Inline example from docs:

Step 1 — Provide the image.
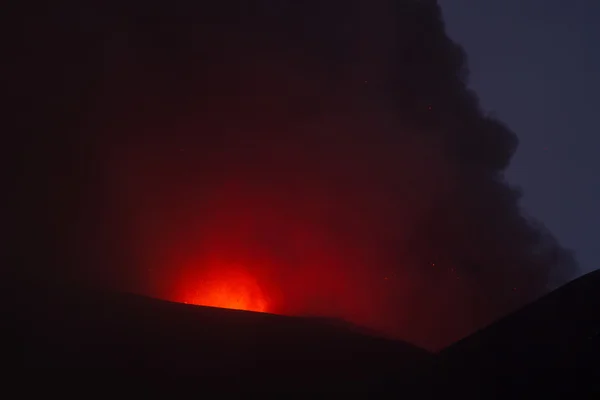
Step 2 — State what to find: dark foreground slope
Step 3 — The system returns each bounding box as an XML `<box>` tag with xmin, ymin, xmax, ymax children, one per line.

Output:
<box><xmin>438</xmin><ymin>269</ymin><xmax>600</xmax><ymax>391</ymax></box>
<box><xmin>12</xmin><ymin>270</ymin><xmax>599</xmax><ymax>393</ymax></box>
<box><xmin>14</xmin><ymin>279</ymin><xmax>431</xmax><ymax>389</ymax></box>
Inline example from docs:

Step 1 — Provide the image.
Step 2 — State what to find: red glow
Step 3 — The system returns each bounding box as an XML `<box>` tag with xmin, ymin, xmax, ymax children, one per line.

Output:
<box><xmin>105</xmin><ymin>128</ymin><xmax>462</xmax><ymax>351</ymax></box>
<box><xmin>177</xmin><ymin>263</ymin><xmax>270</xmax><ymax>313</ymax></box>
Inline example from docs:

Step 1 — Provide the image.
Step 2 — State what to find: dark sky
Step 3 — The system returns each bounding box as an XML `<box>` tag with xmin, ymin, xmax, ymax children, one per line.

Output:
<box><xmin>439</xmin><ymin>0</ymin><xmax>599</xmax><ymax>275</ymax></box>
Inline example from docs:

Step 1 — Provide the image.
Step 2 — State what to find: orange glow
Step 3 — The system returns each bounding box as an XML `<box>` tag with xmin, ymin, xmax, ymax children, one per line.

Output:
<box><xmin>179</xmin><ymin>263</ymin><xmax>270</xmax><ymax>313</ymax></box>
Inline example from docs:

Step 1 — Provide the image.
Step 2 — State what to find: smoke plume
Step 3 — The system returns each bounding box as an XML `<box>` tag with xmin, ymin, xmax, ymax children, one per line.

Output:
<box><xmin>14</xmin><ymin>0</ymin><xmax>578</xmax><ymax>350</ymax></box>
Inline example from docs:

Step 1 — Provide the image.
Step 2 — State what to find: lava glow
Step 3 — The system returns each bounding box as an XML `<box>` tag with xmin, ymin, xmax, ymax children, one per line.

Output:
<box><xmin>179</xmin><ymin>264</ymin><xmax>270</xmax><ymax>313</ymax></box>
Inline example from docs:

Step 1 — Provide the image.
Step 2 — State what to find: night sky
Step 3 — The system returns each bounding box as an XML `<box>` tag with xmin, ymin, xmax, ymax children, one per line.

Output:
<box><xmin>11</xmin><ymin>0</ymin><xmax>593</xmax><ymax>350</ymax></box>
<box><xmin>439</xmin><ymin>0</ymin><xmax>599</xmax><ymax>276</ymax></box>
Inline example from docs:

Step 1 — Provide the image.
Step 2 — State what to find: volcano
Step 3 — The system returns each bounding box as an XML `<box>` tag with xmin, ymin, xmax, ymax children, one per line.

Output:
<box><xmin>10</xmin><ymin>1</ymin><xmax>589</xmax><ymax>392</ymax></box>
<box><xmin>15</xmin><ymin>276</ymin><xmax>431</xmax><ymax>390</ymax></box>
<box><xmin>13</xmin><ymin>269</ymin><xmax>600</xmax><ymax>394</ymax></box>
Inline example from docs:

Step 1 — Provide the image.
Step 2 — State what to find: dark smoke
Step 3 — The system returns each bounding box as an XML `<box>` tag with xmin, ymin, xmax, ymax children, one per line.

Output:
<box><xmin>13</xmin><ymin>0</ymin><xmax>578</xmax><ymax>350</ymax></box>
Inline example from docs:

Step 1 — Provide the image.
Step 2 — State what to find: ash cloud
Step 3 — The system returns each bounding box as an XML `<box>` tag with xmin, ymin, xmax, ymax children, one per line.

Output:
<box><xmin>15</xmin><ymin>0</ymin><xmax>578</xmax><ymax>350</ymax></box>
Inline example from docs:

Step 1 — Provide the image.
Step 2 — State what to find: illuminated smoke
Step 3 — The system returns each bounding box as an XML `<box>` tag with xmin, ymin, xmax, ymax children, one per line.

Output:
<box><xmin>23</xmin><ymin>0</ymin><xmax>578</xmax><ymax>350</ymax></box>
